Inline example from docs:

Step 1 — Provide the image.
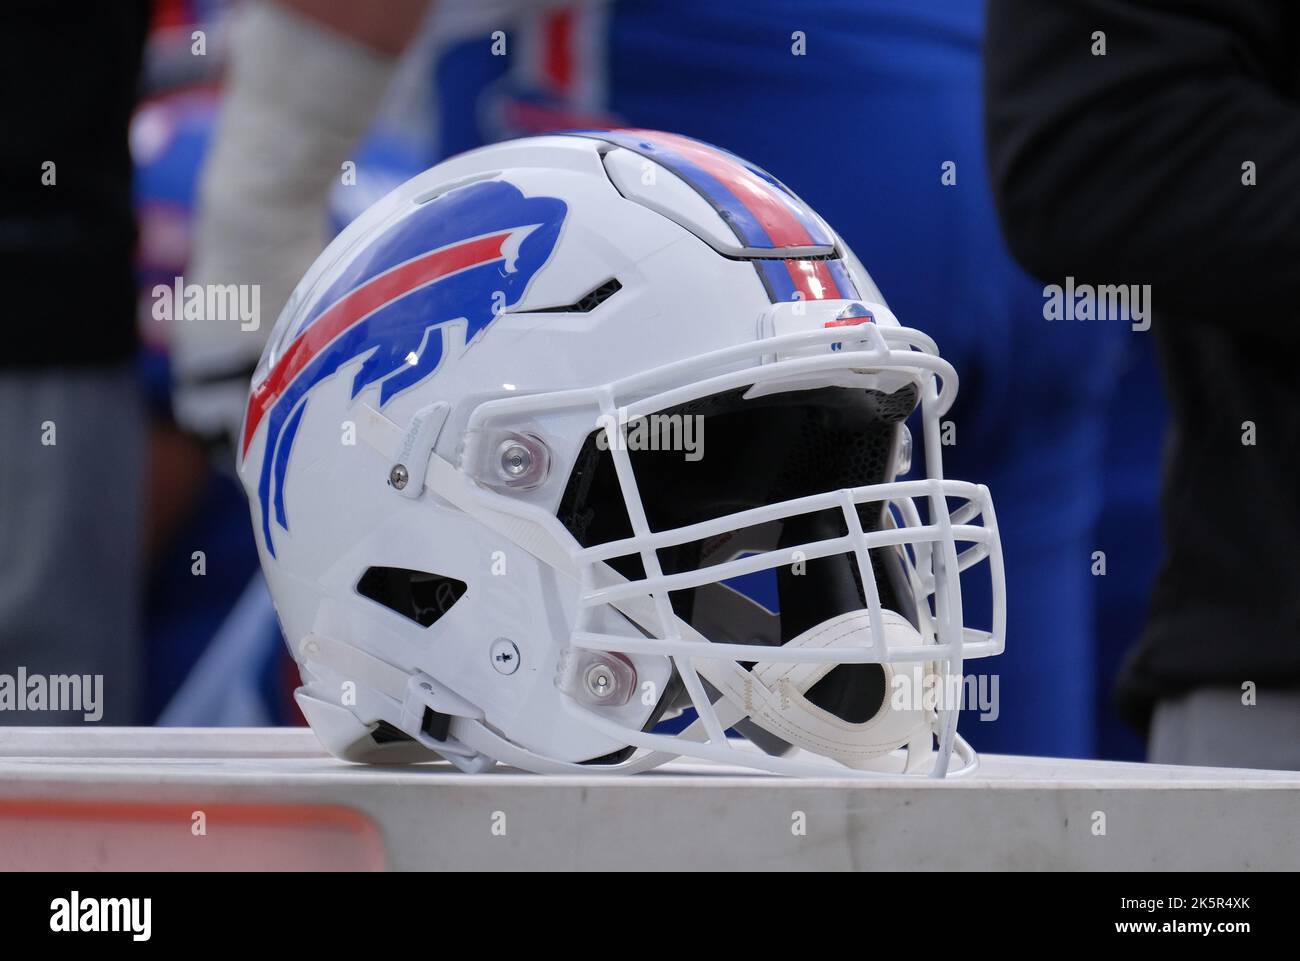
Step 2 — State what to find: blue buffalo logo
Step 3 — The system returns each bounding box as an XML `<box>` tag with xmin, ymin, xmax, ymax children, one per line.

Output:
<box><xmin>242</xmin><ymin>179</ymin><xmax>567</xmax><ymax>555</ymax></box>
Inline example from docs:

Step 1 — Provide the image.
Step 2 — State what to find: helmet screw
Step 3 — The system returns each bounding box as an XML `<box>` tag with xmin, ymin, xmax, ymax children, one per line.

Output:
<box><xmin>389</xmin><ymin>464</ymin><xmax>409</xmax><ymax>490</ymax></box>
<box><xmin>500</xmin><ymin>443</ymin><xmax>533</xmax><ymax>479</ymax></box>
<box><xmin>584</xmin><ymin>662</ymin><xmax>617</xmax><ymax>700</ymax></box>
<box><xmin>491</xmin><ymin>638</ymin><xmax>520</xmax><ymax>675</ymax></box>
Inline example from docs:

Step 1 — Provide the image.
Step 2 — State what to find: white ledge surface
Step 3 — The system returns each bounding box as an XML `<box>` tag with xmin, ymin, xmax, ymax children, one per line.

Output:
<box><xmin>1</xmin><ymin>727</ymin><xmax>1296</xmax><ymax>870</ymax></box>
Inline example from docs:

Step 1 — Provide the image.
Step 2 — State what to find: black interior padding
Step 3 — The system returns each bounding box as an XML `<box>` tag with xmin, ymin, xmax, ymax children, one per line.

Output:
<box><xmin>556</xmin><ymin>383</ymin><xmax>919</xmax><ymax>733</ymax></box>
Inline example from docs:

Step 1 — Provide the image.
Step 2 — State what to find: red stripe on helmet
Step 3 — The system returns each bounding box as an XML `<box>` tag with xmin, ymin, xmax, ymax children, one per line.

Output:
<box><xmin>242</xmin><ymin>231</ymin><xmax>512</xmax><ymax>457</ymax></box>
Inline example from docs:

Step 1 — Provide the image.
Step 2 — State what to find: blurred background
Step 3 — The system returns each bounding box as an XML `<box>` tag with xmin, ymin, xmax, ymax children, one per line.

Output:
<box><xmin>4</xmin><ymin>0</ymin><xmax>1294</xmax><ymax>767</ymax></box>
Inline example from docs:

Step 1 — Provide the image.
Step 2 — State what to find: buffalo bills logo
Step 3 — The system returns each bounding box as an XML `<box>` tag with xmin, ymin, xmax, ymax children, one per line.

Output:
<box><xmin>242</xmin><ymin>179</ymin><xmax>567</xmax><ymax>555</ymax></box>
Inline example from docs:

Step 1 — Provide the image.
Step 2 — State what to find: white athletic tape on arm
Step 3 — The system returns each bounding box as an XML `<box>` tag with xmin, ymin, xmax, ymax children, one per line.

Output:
<box><xmin>175</xmin><ymin>1</ymin><xmax>400</xmax><ymax>438</ymax></box>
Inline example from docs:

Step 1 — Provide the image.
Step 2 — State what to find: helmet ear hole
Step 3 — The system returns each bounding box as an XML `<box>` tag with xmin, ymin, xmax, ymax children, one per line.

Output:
<box><xmin>355</xmin><ymin>566</ymin><xmax>468</xmax><ymax>628</ymax></box>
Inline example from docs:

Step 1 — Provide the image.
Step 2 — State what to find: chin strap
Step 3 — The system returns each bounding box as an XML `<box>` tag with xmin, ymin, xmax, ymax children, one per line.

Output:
<box><xmin>689</xmin><ymin>609</ymin><xmax>937</xmax><ymax>769</ymax></box>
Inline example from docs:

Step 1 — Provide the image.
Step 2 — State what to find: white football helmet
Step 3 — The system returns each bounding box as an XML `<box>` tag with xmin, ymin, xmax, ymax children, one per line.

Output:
<box><xmin>239</xmin><ymin>130</ymin><xmax>1005</xmax><ymax>777</ymax></box>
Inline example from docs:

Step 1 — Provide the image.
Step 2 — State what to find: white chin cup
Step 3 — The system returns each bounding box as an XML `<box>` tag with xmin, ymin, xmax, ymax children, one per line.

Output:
<box><xmin>694</xmin><ymin>609</ymin><xmax>937</xmax><ymax>768</ymax></box>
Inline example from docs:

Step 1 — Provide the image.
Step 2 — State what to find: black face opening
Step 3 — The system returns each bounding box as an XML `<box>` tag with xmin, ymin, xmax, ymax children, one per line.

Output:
<box><xmin>556</xmin><ymin>383</ymin><xmax>920</xmax><ymax>732</ymax></box>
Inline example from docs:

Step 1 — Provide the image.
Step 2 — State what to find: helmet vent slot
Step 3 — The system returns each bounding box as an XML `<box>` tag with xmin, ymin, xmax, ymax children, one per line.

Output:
<box><xmin>522</xmin><ymin>278</ymin><xmax>622</xmax><ymax>314</ymax></box>
<box><xmin>356</xmin><ymin>566</ymin><xmax>468</xmax><ymax>629</ymax></box>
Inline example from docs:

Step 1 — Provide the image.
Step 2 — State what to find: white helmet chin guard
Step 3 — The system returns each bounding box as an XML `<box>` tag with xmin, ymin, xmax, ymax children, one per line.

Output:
<box><xmin>239</xmin><ymin>130</ymin><xmax>1005</xmax><ymax>778</ymax></box>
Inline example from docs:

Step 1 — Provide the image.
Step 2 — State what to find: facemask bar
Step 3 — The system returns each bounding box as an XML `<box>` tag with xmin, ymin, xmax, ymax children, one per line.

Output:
<box><xmin>565</xmin><ymin>481</ymin><xmax>1000</xmax><ymax>776</ymax></box>
<box><xmin>572</xmin><ymin>479</ymin><xmax>1000</xmax><ymax>660</ymax></box>
<box><xmin>449</xmin><ymin>319</ymin><xmax>1004</xmax><ymax>777</ymax></box>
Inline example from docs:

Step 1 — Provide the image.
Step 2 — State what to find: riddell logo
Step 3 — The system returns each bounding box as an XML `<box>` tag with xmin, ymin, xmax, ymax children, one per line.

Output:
<box><xmin>49</xmin><ymin>891</ymin><xmax>151</xmax><ymax>941</ymax></box>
